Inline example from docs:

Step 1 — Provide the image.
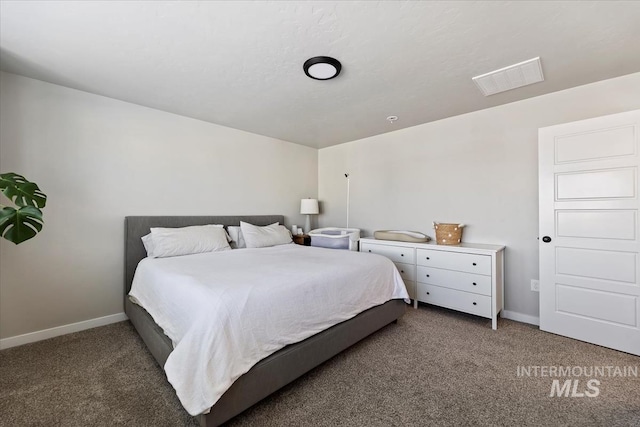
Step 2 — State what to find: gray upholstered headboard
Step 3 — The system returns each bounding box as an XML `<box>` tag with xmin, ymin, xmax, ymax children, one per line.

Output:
<box><xmin>124</xmin><ymin>215</ymin><xmax>284</xmax><ymax>295</ymax></box>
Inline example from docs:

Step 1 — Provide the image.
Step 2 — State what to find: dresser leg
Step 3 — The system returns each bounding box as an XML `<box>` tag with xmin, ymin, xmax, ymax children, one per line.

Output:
<box><xmin>413</xmin><ymin>299</ymin><xmax>418</xmax><ymax>309</ymax></box>
<box><xmin>492</xmin><ymin>317</ymin><xmax>497</xmax><ymax>330</ymax></box>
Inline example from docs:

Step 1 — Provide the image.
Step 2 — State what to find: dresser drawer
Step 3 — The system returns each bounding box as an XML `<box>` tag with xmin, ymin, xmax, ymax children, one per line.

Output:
<box><xmin>416</xmin><ymin>249</ymin><xmax>491</xmax><ymax>275</ymax></box>
<box><xmin>361</xmin><ymin>243</ymin><xmax>415</xmax><ymax>264</ymax></box>
<box><xmin>417</xmin><ymin>283</ymin><xmax>491</xmax><ymax>318</ymax></box>
<box><xmin>404</xmin><ymin>280</ymin><xmax>416</xmax><ymax>300</ymax></box>
<box><xmin>416</xmin><ymin>266</ymin><xmax>491</xmax><ymax>296</ymax></box>
<box><xmin>394</xmin><ymin>262</ymin><xmax>416</xmax><ymax>282</ymax></box>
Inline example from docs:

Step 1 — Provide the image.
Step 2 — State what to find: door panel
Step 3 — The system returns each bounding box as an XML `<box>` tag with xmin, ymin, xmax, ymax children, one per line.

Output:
<box><xmin>555</xmin><ymin>125</ymin><xmax>636</xmax><ymax>163</ymax></box>
<box><xmin>555</xmin><ymin>247</ymin><xmax>636</xmax><ymax>283</ymax></box>
<box><xmin>539</xmin><ymin>109</ymin><xmax>640</xmax><ymax>356</ymax></box>
<box><xmin>556</xmin><ymin>168</ymin><xmax>636</xmax><ymax>200</ymax></box>
<box><xmin>556</xmin><ymin>210</ymin><xmax>636</xmax><ymax>240</ymax></box>
<box><xmin>556</xmin><ymin>285</ymin><xmax>637</xmax><ymax>327</ymax></box>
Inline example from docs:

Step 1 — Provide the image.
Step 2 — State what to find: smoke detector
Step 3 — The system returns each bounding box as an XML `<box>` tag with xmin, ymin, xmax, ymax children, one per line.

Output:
<box><xmin>472</xmin><ymin>57</ymin><xmax>544</xmax><ymax>96</ymax></box>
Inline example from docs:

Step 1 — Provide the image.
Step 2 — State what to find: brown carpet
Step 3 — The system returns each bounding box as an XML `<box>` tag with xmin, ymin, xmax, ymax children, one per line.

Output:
<box><xmin>1</xmin><ymin>306</ymin><xmax>638</xmax><ymax>426</ymax></box>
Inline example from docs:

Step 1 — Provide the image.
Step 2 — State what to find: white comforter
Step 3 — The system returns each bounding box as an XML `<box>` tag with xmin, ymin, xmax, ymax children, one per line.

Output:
<box><xmin>129</xmin><ymin>244</ymin><xmax>408</xmax><ymax>415</ymax></box>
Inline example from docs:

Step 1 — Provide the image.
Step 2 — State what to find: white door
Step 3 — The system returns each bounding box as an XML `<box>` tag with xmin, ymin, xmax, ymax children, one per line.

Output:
<box><xmin>539</xmin><ymin>109</ymin><xmax>640</xmax><ymax>356</ymax></box>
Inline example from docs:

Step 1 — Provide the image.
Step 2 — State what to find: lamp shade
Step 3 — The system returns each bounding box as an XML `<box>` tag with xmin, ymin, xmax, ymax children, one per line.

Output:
<box><xmin>300</xmin><ymin>198</ymin><xmax>319</xmax><ymax>215</ymax></box>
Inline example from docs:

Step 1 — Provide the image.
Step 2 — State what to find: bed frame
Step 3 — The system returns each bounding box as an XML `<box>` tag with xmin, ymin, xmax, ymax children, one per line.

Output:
<box><xmin>124</xmin><ymin>215</ymin><xmax>406</xmax><ymax>426</ymax></box>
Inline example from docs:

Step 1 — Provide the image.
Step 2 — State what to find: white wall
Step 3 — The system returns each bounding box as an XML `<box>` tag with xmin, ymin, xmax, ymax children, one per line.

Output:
<box><xmin>0</xmin><ymin>72</ymin><xmax>317</xmax><ymax>339</ymax></box>
<box><xmin>3</xmin><ymin>70</ymin><xmax>640</xmax><ymax>341</ymax></box>
<box><xmin>318</xmin><ymin>72</ymin><xmax>640</xmax><ymax>319</ymax></box>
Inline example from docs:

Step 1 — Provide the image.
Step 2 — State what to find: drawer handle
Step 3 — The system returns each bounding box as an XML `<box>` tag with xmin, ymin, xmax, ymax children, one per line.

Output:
<box><xmin>401</xmin><ymin>253</ymin><xmax>404</xmax><ymax>257</ymax></box>
<box><xmin>472</xmin><ymin>262</ymin><xmax>477</xmax><ymax>266</ymax></box>
<box><xmin>426</xmin><ymin>257</ymin><xmax>430</xmax><ymax>260</ymax></box>
<box><xmin>426</xmin><ymin>274</ymin><xmax>430</xmax><ymax>277</ymax></box>
<box><xmin>426</xmin><ymin>292</ymin><xmax>430</xmax><ymax>295</ymax></box>
<box><xmin>473</xmin><ymin>302</ymin><xmax>477</xmax><ymax>305</ymax></box>
<box><xmin>400</xmin><ymin>270</ymin><xmax>404</xmax><ymax>273</ymax></box>
<box><xmin>472</xmin><ymin>282</ymin><xmax>477</xmax><ymax>286</ymax></box>
<box><xmin>368</xmin><ymin>250</ymin><xmax>371</xmax><ymax>252</ymax></box>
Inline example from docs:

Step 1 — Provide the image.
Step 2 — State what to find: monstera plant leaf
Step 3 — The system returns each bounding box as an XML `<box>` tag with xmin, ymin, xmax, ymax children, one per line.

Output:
<box><xmin>0</xmin><ymin>206</ymin><xmax>43</xmax><ymax>244</ymax></box>
<box><xmin>0</xmin><ymin>173</ymin><xmax>47</xmax><ymax>244</ymax></box>
<box><xmin>0</xmin><ymin>172</ymin><xmax>47</xmax><ymax>208</ymax></box>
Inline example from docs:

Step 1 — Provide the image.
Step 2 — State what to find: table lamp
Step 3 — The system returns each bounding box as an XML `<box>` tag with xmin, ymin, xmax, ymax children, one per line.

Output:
<box><xmin>300</xmin><ymin>198</ymin><xmax>319</xmax><ymax>233</ymax></box>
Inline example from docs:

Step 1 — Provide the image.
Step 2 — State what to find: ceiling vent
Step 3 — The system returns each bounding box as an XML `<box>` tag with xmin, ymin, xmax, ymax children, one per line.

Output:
<box><xmin>472</xmin><ymin>57</ymin><xmax>544</xmax><ymax>96</ymax></box>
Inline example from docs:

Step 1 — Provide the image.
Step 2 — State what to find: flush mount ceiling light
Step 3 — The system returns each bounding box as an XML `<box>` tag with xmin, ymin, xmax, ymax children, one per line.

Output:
<box><xmin>472</xmin><ymin>57</ymin><xmax>544</xmax><ymax>96</ymax></box>
<box><xmin>303</xmin><ymin>56</ymin><xmax>342</xmax><ymax>80</ymax></box>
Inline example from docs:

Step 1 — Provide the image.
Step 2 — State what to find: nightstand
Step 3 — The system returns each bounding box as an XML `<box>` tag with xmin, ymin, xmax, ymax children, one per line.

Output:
<box><xmin>292</xmin><ymin>234</ymin><xmax>311</xmax><ymax>246</ymax></box>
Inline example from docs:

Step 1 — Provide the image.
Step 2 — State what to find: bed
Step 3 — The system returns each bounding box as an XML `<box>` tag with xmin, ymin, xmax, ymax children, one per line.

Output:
<box><xmin>124</xmin><ymin>215</ymin><xmax>407</xmax><ymax>426</ymax></box>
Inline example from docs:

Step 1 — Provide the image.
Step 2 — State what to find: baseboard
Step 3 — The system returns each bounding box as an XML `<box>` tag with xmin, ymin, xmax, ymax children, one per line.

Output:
<box><xmin>501</xmin><ymin>310</ymin><xmax>540</xmax><ymax>326</ymax></box>
<box><xmin>0</xmin><ymin>312</ymin><xmax>128</xmax><ymax>350</ymax></box>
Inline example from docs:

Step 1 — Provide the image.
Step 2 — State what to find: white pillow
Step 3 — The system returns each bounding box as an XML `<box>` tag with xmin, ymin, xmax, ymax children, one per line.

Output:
<box><xmin>240</xmin><ymin>221</ymin><xmax>292</xmax><ymax>248</ymax></box>
<box><xmin>227</xmin><ymin>226</ymin><xmax>247</xmax><ymax>249</ymax></box>
<box><xmin>144</xmin><ymin>225</ymin><xmax>231</xmax><ymax>258</ymax></box>
<box><xmin>228</xmin><ymin>223</ymin><xmax>281</xmax><ymax>249</ymax></box>
<box><xmin>141</xmin><ymin>233</ymin><xmax>156</xmax><ymax>256</ymax></box>
<box><xmin>149</xmin><ymin>224</ymin><xmax>229</xmax><ymax>241</ymax></box>
<box><xmin>151</xmin><ymin>224</ymin><xmax>231</xmax><ymax>242</ymax></box>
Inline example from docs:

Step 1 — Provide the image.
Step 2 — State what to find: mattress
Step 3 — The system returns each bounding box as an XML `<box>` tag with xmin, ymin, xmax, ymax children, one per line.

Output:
<box><xmin>128</xmin><ymin>244</ymin><xmax>409</xmax><ymax>415</ymax></box>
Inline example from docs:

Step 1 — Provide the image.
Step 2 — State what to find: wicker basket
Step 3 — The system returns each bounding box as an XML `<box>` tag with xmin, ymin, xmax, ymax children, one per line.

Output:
<box><xmin>433</xmin><ymin>222</ymin><xmax>465</xmax><ymax>245</ymax></box>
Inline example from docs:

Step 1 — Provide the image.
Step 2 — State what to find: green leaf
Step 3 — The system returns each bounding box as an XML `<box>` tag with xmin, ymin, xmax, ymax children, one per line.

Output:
<box><xmin>0</xmin><ymin>205</ymin><xmax>44</xmax><ymax>244</ymax></box>
<box><xmin>0</xmin><ymin>172</ymin><xmax>47</xmax><ymax>208</ymax></box>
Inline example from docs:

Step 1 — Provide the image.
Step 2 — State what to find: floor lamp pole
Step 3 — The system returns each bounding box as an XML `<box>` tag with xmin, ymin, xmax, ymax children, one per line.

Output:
<box><xmin>345</xmin><ymin>173</ymin><xmax>350</xmax><ymax>229</ymax></box>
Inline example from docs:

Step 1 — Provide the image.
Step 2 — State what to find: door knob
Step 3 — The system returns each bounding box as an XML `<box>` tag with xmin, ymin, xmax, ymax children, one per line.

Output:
<box><xmin>542</xmin><ymin>236</ymin><xmax>552</xmax><ymax>243</ymax></box>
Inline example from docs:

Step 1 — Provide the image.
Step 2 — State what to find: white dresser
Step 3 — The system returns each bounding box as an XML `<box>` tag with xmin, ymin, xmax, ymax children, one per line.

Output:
<box><xmin>360</xmin><ymin>238</ymin><xmax>505</xmax><ymax>329</ymax></box>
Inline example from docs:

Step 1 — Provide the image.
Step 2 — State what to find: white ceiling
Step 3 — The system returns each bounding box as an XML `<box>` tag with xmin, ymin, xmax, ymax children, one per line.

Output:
<box><xmin>1</xmin><ymin>1</ymin><xmax>639</xmax><ymax>149</ymax></box>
